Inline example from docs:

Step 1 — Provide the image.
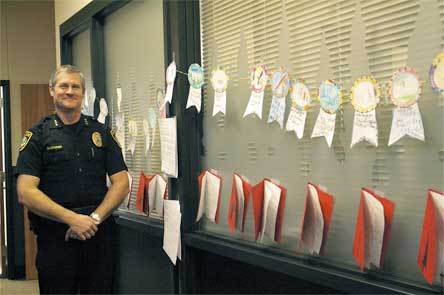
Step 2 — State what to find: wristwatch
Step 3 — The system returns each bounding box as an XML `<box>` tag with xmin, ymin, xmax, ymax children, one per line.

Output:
<box><xmin>90</xmin><ymin>212</ymin><xmax>102</xmax><ymax>224</ymax></box>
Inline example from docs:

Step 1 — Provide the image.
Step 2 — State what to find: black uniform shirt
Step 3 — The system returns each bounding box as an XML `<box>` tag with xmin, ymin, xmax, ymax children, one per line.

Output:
<box><xmin>16</xmin><ymin>113</ymin><xmax>127</xmax><ymax>209</ymax></box>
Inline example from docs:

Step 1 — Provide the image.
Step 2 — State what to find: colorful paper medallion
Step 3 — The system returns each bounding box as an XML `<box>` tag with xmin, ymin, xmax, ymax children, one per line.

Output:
<box><xmin>188</xmin><ymin>63</ymin><xmax>204</xmax><ymax>89</ymax></box>
<box><xmin>350</xmin><ymin>76</ymin><xmax>380</xmax><ymax>112</ymax></box>
<box><xmin>429</xmin><ymin>52</ymin><xmax>444</xmax><ymax>93</ymax></box>
<box><xmin>211</xmin><ymin>68</ymin><xmax>228</xmax><ymax>92</ymax></box>
<box><xmin>389</xmin><ymin>67</ymin><xmax>421</xmax><ymax>107</ymax></box>
<box><xmin>250</xmin><ymin>65</ymin><xmax>268</xmax><ymax>93</ymax></box>
<box><xmin>272</xmin><ymin>70</ymin><xmax>290</xmax><ymax>98</ymax></box>
<box><xmin>291</xmin><ymin>80</ymin><xmax>311</xmax><ymax>110</ymax></box>
<box><xmin>318</xmin><ymin>80</ymin><xmax>341</xmax><ymax>113</ymax></box>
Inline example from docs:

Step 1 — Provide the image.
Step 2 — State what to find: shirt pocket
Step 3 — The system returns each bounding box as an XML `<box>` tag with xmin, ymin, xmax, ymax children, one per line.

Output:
<box><xmin>42</xmin><ymin>148</ymin><xmax>68</xmax><ymax>164</ymax></box>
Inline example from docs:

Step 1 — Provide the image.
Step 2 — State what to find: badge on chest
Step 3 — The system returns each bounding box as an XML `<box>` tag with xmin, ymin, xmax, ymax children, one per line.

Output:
<box><xmin>91</xmin><ymin>132</ymin><xmax>103</xmax><ymax>148</ymax></box>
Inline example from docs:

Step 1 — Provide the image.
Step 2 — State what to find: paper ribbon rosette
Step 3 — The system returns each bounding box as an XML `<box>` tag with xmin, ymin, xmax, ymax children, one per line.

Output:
<box><xmin>300</xmin><ymin>183</ymin><xmax>334</xmax><ymax>255</ymax></box>
<box><xmin>116</xmin><ymin>87</ymin><xmax>122</xmax><ymax>112</ymax></box>
<box><xmin>196</xmin><ymin>170</ymin><xmax>222</xmax><ymax>223</ymax></box>
<box><xmin>429</xmin><ymin>52</ymin><xmax>444</xmax><ymax>93</ymax></box>
<box><xmin>311</xmin><ymin>80</ymin><xmax>342</xmax><ymax>147</ymax></box>
<box><xmin>164</xmin><ymin>61</ymin><xmax>177</xmax><ymax>106</ymax></box>
<box><xmin>135</xmin><ymin>172</ymin><xmax>167</xmax><ymax>216</ymax></box>
<box><xmin>353</xmin><ymin>188</ymin><xmax>395</xmax><ymax>271</ymax></box>
<box><xmin>388</xmin><ymin>67</ymin><xmax>425</xmax><ymax>146</ymax></box>
<box><xmin>243</xmin><ymin>65</ymin><xmax>268</xmax><ymax>119</ymax></box>
<box><xmin>127</xmin><ymin>119</ymin><xmax>138</xmax><ymax>155</ymax></box>
<box><xmin>267</xmin><ymin>69</ymin><xmax>290</xmax><ymax>129</ymax></box>
<box><xmin>286</xmin><ymin>80</ymin><xmax>311</xmax><ymax>139</ymax></box>
<box><xmin>350</xmin><ymin>76</ymin><xmax>380</xmax><ymax>148</ymax></box>
<box><xmin>227</xmin><ymin>173</ymin><xmax>252</xmax><ymax>233</ymax></box>
<box><xmin>186</xmin><ymin>63</ymin><xmax>204</xmax><ymax>113</ymax></box>
<box><xmin>211</xmin><ymin>68</ymin><xmax>229</xmax><ymax>116</ymax></box>
<box><xmin>251</xmin><ymin>179</ymin><xmax>286</xmax><ymax>242</ymax></box>
<box><xmin>417</xmin><ymin>189</ymin><xmax>444</xmax><ymax>285</ymax></box>
<box><xmin>157</xmin><ymin>88</ymin><xmax>167</xmax><ymax>118</ymax></box>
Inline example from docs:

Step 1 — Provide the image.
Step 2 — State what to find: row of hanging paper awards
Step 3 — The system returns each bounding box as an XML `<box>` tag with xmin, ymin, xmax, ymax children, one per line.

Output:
<box><xmin>164</xmin><ymin>51</ymin><xmax>444</xmax><ymax>148</ymax></box>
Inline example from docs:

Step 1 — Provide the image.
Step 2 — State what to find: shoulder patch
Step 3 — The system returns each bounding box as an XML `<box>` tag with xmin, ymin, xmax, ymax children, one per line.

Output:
<box><xmin>110</xmin><ymin>129</ymin><xmax>121</xmax><ymax>148</ymax></box>
<box><xmin>19</xmin><ymin>131</ymin><xmax>33</xmax><ymax>152</ymax></box>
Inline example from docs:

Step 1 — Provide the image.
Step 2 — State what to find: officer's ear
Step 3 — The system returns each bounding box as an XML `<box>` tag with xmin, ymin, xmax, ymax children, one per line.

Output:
<box><xmin>49</xmin><ymin>86</ymin><xmax>55</xmax><ymax>97</ymax></box>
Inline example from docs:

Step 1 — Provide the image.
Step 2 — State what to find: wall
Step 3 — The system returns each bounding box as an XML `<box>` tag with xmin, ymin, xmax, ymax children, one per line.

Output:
<box><xmin>0</xmin><ymin>0</ymin><xmax>56</xmax><ymax>164</ymax></box>
<box><xmin>54</xmin><ymin>0</ymin><xmax>92</xmax><ymax>67</ymax></box>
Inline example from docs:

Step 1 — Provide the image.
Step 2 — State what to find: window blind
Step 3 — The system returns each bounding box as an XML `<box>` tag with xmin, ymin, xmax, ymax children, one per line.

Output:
<box><xmin>200</xmin><ymin>0</ymin><xmax>443</xmax><ymax>286</ymax></box>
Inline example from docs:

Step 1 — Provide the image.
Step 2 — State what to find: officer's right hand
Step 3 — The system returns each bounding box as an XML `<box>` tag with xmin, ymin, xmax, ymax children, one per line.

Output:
<box><xmin>67</xmin><ymin>214</ymin><xmax>98</xmax><ymax>241</ymax></box>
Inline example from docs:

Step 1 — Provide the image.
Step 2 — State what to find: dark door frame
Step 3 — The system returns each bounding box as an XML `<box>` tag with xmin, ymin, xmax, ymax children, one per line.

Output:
<box><xmin>1</xmin><ymin>80</ymin><xmax>23</xmax><ymax>279</ymax></box>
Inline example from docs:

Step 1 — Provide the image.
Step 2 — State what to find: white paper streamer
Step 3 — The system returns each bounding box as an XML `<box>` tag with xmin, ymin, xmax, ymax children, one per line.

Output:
<box><xmin>311</xmin><ymin>109</ymin><xmax>336</xmax><ymax>147</ymax></box>
<box><xmin>243</xmin><ymin>91</ymin><xmax>264</xmax><ymax>119</ymax></box>
<box><xmin>186</xmin><ymin>87</ymin><xmax>202</xmax><ymax>113</ymax></box>
<box><xmin>350</xmin><ymin>110</ymin><xmax>378</xmax><ymax>148</ymax></box>
<box><xmin>97</xmin><ymin>98</ymin><xmax>108</xmax><ymax>124</ymax></box>
<box><xmin>267</xmin><ymin>96</ymin><xmax>286</xmax><ymax>129</ymax></box>
<box><xmin>388</xmin><ymin>103</ymin><xmax>424</xmax><ymax>146</ymax></box>
<box><xmin>212</xmin><ymin>91</ymin><xmax>226</xmax><ymax>116</ymax></box>
<box><xmin>286</xmin><ymin>107</ymin><xmax>307</xmax><ymax>139</ymax></box>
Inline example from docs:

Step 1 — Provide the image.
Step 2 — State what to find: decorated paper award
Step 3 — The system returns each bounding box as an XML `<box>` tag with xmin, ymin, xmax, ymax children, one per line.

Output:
<box><xmin>157</xmin><ymin>88</ymin><xmax>166</xmax><ymax>118</ymax></box>
<box><xmin>387</xmin><ymin>67</ymin><xmax>424</xmax><ymax>146</ymax></box>
<box><xmin>267</xmin><ymin>69</ymin><xmax>290</xmax><ymax>129</ymax></box>
<box><xmin>164</xmin><ymin>61</ymin><xmax>177</xmax><ymax>106</ymax></box>
<box><xmin>186</xmin><ymin>63</ymin><xmax>204</xmax><ymax>113</ymax></box>
<box><xmin>243</xmin><ymin>64</ymin><xmax>268</xmax><ymax>119</ymax></box>
<box><xmin>311</xmin><ymin>80</ymin><xmax>342</xmax><ymax>147</ymax></box>
<box><xmin>143</xmin><ymin>119</ymin><xmax>150</xmax><ymax>155</ymax></box>
<box><xmin>127</xmin><ymin>119</ymin><xmax>138</xmax><ymax>156</ymax></box>
<box><xmin>286</xmin><ymin>80</ymin><xmax>310</xmax><ymax>139</ymax></box>
<box><xmin>116</xmin><ymin>87</ymin><xmax>122</xmax><ymax>112</ymax></box>
<box><xmin>211</xmin><ymin>68</ymin><xmax>229</xmax><ymax>116</ymax></box>
<box><xmin>350</xmin><ymin>76</ymin><xmax>380</xmax><ymax>148</ymax></box>
<box><xmin>429</xmin><ymin>51</ymin><xmax>444</xmax><ymax>93</ymax></box>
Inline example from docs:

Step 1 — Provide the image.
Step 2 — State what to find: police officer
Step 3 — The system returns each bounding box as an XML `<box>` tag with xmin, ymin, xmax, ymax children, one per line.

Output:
<box><xmin>16</xmin><ymin>65</ymin><xmax>129</xmax><ymax>294</ymax></box>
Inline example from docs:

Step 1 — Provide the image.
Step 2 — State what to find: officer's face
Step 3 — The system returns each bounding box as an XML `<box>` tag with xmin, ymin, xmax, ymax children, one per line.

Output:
<box><xmin>50</xmin><ymin>72</ymin><xmax>84</xmax><ymax>113</ymax></box>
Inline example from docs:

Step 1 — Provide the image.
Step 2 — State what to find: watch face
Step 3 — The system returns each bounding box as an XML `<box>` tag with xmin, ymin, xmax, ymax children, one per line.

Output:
<box><xmin>319</xmin><ymin>80</ymin><xmax>341</xmax><ymax>113</ymax></box>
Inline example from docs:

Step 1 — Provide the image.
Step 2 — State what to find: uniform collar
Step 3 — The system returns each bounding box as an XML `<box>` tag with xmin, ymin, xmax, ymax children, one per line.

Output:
<box><xmin>50</xmin><ymin>113</ymin><xmax>90</xmax><ymax>129</ymax></box>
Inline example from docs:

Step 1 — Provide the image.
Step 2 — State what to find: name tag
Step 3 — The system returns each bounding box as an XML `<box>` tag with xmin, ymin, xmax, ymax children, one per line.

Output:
<box><xmin>46</xmin><ymin>145</ymin><xmax>63</xmax><ymax>151</ymax></box>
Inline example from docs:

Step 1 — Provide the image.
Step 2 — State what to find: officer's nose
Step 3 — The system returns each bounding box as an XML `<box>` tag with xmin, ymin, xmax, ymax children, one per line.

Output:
<box><xmin>66</xmin><ymin>86</ymin><xmax>74</xmax><ymax>95</ymax></box>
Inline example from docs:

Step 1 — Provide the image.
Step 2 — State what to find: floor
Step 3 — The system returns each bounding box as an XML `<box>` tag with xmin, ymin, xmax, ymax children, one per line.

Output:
<box><xmin>0</xmin><ymin>278</ymin><xmax>39</xmax><ymax>294</ymax></box>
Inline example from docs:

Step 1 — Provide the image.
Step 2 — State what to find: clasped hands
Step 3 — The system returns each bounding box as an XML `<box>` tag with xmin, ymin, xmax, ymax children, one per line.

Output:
<box><xmin>64</xmin><ymin>213</ymin><xmax>100</xmax><ymax>242</ymax></box>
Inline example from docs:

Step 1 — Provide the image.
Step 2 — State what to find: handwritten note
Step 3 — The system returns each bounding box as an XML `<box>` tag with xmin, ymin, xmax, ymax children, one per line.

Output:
<box><xmin>159</xmin><ymin>117</ymin><xmax>178</xmax><ymax>178</ymax></box>
<box><xmin>163</xmin><ymin>200</ymin><xmax>182</xmax><ymax>265</ymax></box>
<box><xmin>267</xmin><ymin>96</ymin><xmax>286</xmax><ymax>129</ymax></box>
<box><xmin>388</xmin><ymin>103</ymin><xmax>424</xmax><ymax>146</ymax></box>
<box><xmin>212</xmin><ymin>91</ymin><xmax>227</xmax><ymax>116</ymax></box>
<box><xmin>261</xmin><ymin>180</ymin><xmax>281</xmax><ymax>242</ymax></box>
<box><xmin>286</xmin><ymin>107</ymin><xmax>307</xmax><ymax>139</ymax></box>
<box><xmin>351</xmin><ymin>110</ymin><xmax>378</xmax><ymax>147</ymax></box>
<box><xmin>311</xmin><ymin>109</ymin><xmax>336</xmax><ymax>147</ymax></box>
<box><xmin>363</xmin><ymin>190</ymin><xmax>385</xmax><ymax>268</ymax></box>
<box><xmin>243</xmin><ymin>91</ymin><xmax>264</xmax><ymax>119</ymax></box>
<box><xmin>186</xmin><ymin>87</ymin><xmax>202</xmax><ymax>113</ymax></box>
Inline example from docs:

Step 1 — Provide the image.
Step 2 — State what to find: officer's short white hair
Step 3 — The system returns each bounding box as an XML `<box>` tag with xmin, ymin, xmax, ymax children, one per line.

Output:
<box><xmin>49</xmin><ymin>65</ymin><xmax>86</xmax><ymax>94</ymax></box>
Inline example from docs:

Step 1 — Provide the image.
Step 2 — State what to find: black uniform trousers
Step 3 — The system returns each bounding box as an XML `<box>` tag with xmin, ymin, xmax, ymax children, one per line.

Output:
<box><xmin>35</xmin><ymin>217</ymin><xmax>116</xmax><ymax>294</ymax></box>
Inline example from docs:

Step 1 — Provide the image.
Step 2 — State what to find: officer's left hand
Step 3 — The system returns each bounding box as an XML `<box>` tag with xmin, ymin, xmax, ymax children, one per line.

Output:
<box><xmin>64</xmin><ymin>226</ymin><xmax>97</xmax><ymax>241</ymax></box>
